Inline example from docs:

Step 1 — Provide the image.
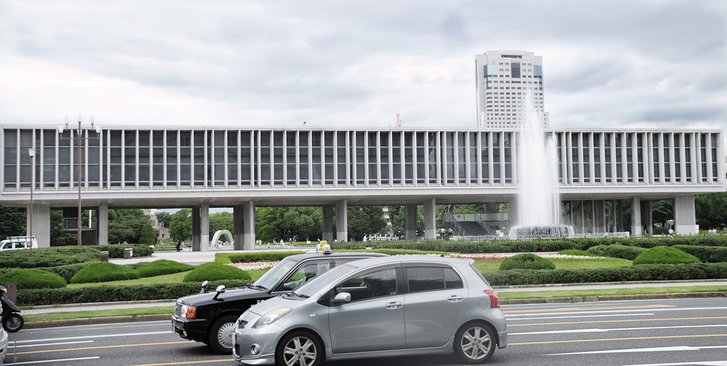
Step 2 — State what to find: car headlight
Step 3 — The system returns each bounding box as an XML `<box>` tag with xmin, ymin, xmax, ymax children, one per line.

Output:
<box><xmin>252</xmin><ymin>308</ymin><xmax>292</xmax><ymax>329</ymax></box>
<box><xmin>180</xmin><ymin>304</ymin><xmax>197</xmax><ymax>319</ymax></box>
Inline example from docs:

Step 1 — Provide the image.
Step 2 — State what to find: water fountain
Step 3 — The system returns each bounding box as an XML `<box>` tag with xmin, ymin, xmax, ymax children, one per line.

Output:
<box><xmin>508</xmin><ymin>92</ymin><xmax>574</xmax><ymax>240</ymax></box>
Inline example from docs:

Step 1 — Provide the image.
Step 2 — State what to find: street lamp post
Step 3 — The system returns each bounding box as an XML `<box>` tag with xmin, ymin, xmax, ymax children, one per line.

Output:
<box><xmin>28</xmin><ymin>148</ymin><xmax>35</xmax><ymax>256</ymax></box>
<box><xmin>59</xmin><ymin>116</ymin><xmax>100</xmax><ymax>246</ymax></box>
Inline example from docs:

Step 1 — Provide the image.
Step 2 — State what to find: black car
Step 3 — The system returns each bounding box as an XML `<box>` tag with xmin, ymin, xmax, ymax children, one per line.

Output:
<box><xmin>171</xmin><ymin>251</ymin><xmax>387</xmax><ymax>354</ymax></box>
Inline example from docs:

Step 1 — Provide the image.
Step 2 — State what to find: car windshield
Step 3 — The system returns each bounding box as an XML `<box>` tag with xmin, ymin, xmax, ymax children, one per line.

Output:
<box><xmin>253</xmin><ymin>258</ymin><xmax>298</xmax><ymax>290</ymax></box>
<box><xmin>293</xmin><ymin>263</ymin><xmax>357</xmax><ymax>298</ymax></box>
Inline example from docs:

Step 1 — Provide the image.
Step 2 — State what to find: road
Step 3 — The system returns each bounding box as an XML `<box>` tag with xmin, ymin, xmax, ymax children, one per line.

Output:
<box><xmin>5</xmin><ymin>297</ymin><xmax>727</xmax><ymax>366</ymax></box>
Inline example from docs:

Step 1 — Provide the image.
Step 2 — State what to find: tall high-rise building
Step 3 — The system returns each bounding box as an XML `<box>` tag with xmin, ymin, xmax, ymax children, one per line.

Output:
<box><xmin>475</xmin><ymin>50</ymin><xmax>548</xmax><ymax>128</ymax></box>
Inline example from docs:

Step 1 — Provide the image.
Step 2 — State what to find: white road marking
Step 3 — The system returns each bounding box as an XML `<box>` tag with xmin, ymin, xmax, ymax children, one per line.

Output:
<box><xmin>13</xmin><ymin>331</ymin><xmax>172</xmax><ymax>344</ymax></box>
<box><xmin>4</xmin><ymin>356</ymin><xmax>100</xmax><ymax>365</ymax></box>
<box><xmin>509</xmin><ymin>313</ymin><xmax>655</xmax><ymax>321</ymax></box>
<box><xmin>507</xmin><ymin>306</ymin><xmax>727</xmax><ymax>318</ymax></box>
<box><xmin>512</xmin><ymin>324</ymin><xmax>727</xmax><ymax>336</ymax></box>
<box><xmin>12</xmin><ymin>340</ymin><xmax>94</xmax><ymax>348</ymax></box>
<box><xmin>550</xmin><ymin>345</ymin><xmax>727</xmax><ymax>356</ymax></box>
<box><xmin>19</xmin><ymin>320</ymin><xmax>169</xmax><ymax>333</ymax></box>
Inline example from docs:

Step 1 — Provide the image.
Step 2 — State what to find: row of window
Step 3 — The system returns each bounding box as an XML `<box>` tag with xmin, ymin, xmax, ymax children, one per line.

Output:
<box><xmin>2</xmin><ymin>129</ymin><xmax>721</xmax><ymax>189</ymax></box>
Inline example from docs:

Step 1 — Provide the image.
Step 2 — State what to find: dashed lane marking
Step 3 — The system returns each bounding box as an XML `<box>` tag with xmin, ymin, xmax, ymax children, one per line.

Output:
<box><xmin>10</xmin><ymin>341</ymin><xmax>187</xmax><ymax>356</ymax></box>
<box><xmin>510</xmin><ymin>333</ymin><xmax>727</xmax><ymax>346</ymax></box>
<box><xmin>510</xmin><ymin>315</ymin><xmax>727</xmax><ymax>327</ymax></box>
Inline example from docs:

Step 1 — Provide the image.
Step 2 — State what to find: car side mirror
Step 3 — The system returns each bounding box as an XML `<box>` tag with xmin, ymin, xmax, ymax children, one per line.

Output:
<box><xmin>333</xmin><ymin>292</ymin><xmax>351</xmax><ymax>305</ymax></box>
<box><xmin>213</xmin><ymin>285</ymin><xmax>226</xmax><ymax>300</ymax></box>
<box><xmin>199</xmin><ymin>280</ymin><xmax>209</xmax><ymax>294</ymax></box>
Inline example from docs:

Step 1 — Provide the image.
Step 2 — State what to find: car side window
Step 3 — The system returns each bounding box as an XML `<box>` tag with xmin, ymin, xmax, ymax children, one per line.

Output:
<box><xmin>278</xmin><ymin>261</ymin><xmax>331</xmax><ymax>291</ymax></box>
<box><xmin>2</xmin><ymin>242</ymin><xmax>12</xmax><ymax>249</ymax></box>
<box><xmin>336</xmin><ymin>268</ymin><xmax>397</xmax><ymax>302</ymax></box>
<box><xmin>407</xmin><ymin>266</ymin><xmax>463</xmax><ymax>293</ymax></box>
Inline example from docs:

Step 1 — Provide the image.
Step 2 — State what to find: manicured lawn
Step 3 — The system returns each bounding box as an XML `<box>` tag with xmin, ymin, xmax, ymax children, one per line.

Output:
<box><xmin>68</xmin><ymin>271</ymin><xmax>191</xmax><ymax>288</ymax></box>
<box><xmin>473</xmin><ymin>257</ymin><xmax>632</xmax><ymax>273</ymax></box>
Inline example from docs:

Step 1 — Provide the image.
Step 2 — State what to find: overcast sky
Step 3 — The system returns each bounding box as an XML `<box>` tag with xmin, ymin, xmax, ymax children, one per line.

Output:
<box><xmin>1</xmin><ymin>0</ymin><xmax>726</xmax><ymax>133</ymax></box>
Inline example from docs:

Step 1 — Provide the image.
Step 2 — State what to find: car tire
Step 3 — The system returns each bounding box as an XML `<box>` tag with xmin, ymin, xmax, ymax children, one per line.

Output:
<box><xmin>454</xmin><ymin>321</ymin><xmax>496</xmax><ymax>364</ymax></box>
<box><xmin>275</xmin><ymin>330</ymin><xmax>323</xmax><ymax>366</ymax></box>
<box><xmin>207</xmin><ymin>314</ymin><xmax>239</xmax><ymax>354</ymax></box>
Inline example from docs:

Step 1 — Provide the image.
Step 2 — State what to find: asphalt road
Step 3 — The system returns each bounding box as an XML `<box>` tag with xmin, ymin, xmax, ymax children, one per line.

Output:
<box><xmin>5</xmin><ymin>297</ymin><xmax>727</xmax><ymax>366</ymax></box>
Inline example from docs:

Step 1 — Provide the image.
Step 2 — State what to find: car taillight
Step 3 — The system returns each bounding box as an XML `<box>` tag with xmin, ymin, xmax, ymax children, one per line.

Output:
<box><xmin>484</xmin><ymin>289</ymin><xmax>500</xmax><ymax>308</ymax></box>
<box><xmin>181</xmin><ymin>304</ymin><xmax>197</xmax><ymax>319</ymax></box>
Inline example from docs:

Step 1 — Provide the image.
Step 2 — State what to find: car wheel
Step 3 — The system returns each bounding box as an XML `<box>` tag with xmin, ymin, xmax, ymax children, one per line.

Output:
<box><xmin>454</xmin><ymin>322</ymin><xmax>496</xmax><ymax>364</ymax></box>
<box><xmin>207</xmin><ymin>315</ymin><xmax>239</xmax><ymax>354</ymax></box>
<box><xmin>275</xmin><ymin>330</ymin><xmax>323</xmax><ymax>366</ymax></box>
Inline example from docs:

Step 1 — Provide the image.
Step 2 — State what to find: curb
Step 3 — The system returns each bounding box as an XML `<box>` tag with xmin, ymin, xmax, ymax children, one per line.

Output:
<box><xmin>501</xmin><ymin>291</ymin><xmax>727</xmax><ymax>305</ymax></box>
<box><xmin>24</xmin><ymin>314</ymin><xmax>171</xmax><ymax>329</ymax></box>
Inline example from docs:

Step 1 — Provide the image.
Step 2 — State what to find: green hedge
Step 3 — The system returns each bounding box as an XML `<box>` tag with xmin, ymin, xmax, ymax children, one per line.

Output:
<box><xmin>0</xmin><ymin>247</ymin><xmax>100</xmax><ymax>268</ymax></box>
<box><xmin>333</xmin><ymin>236</ymin><xmax>727</xmax><ymax>254</ymax></box>
<box><xmin>500</xmin><ymin>254</ymin><xmax>555</xmax><ymax>270</ymax></box>
<box><xmin>183</xmin><ymin>263</ymin><xmax>252</xmax><ymax>282</ymax></box>
<box><xmin>0</xmin><ymin>268</ymin><xmax>67</xmax><ymax>289</ymax></box>
<box><xmin>16</xmin><ymin>279</ymin><xmax>252</xmax><ymax>306</ymax></box>
<box><xmin>71</xmin><ymin>262</ymin><xmax>140</xmax><ymax>284</ymax></box>
<box><xmin>219</xmin><ymin>251</ymin><xmax>306</xmax><ymax>264</ymax></box>
<box><xmin>586</xmin><ymin>244</ymin><xmax>646</xmax><ymax>260</ymax></box>
<box><xmin>40</xmin><ymin>263</ymin><xmax>88</xmax><ymax>283</ymax></box>
<box><xmin>135</xmin><ymin>260</ymin><xmax>194</xmax><ymax>278</ymax></box>
<box><xmin>558</xmin><ymin>249</ymin><xmax>598</xmax><ymax>257</ymax></box>
<box><xmin>633</xmin><ymin>246</ymin><xmax>700</xmax><ymax>265</ymax></box>
<box><xmin>674</xmin><ymin>245</ymin><xmax>727</xmax><ymax>263</ymax></box>
<box><xmin>484</xmin><ymin>263</ymin><xmax>727</xmax><ymax>286</ymax></box>
<box><xmin>89</xmin><ymin>244</ymin><xmax>154</xmax><ymax>258</ymax></box>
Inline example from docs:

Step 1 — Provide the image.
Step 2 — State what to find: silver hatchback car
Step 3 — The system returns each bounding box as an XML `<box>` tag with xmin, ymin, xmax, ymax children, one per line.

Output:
<box><xmin>232</xmin><ymin>256</ymin><xmax>506</xmax><ymax>365</ymax></box>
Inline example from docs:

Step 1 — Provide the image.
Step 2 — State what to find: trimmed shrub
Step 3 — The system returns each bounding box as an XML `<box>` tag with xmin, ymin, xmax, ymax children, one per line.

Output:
<box><xmin>17</xmin><ymin>279</ymin><xmax>252</xmax><ymax>306</ymax></box>
<box><xmin>135</xmin><ymin>260</ymin><xmax>194</xmax><ymax>278</ymax></box>
<box><xmin>0</xmin><ymin>246</ymin><xmax>100</xmax><ymax>268</ymax></box>
<box><xmin>183</xmin><ymin>263</ymin><xmax>252</xmax><ymax>282</ymax></box>
<box><xmin>633</xmin><ymin>246</ymin><xmax>700</xmax><ymax>266</ymax></box>
<box><xmin>71</xmin><ymin>262</ymin><xmax>140</xmax><ymax>284</ymax></box>
<box><xmin>674</xmin><ymin>245</ymin><xmax>727</xmax><ymax>263</ymax></box>
<box><xmin>500</xmin><ymin>254</ymin><xmax>555</xmax><ymax>270</ymax></box>
<box><xmin>0</xmin><ymin>268</ymin><xmax>67</xmax><ymax>289</ymax></box>
<box><xmin>587</xmin><ymin>244</ymin><xmax>646</xmax><ymax>260</ymax></box>
<box><xmin>41</xmin><ymin>263</ymin><xmax>87</xmax><ymax>283</ymax></box>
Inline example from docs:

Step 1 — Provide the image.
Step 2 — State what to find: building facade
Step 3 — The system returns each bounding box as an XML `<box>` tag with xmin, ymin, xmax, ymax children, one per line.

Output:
<box><xmin>1</xmin><ymin>126</ymin><xmax>724</xmax><ymax>249</ymax></box>
<box><xmin>475</xmin><ymin>50</ymin><xmax>548</xmax><ymax>129</ymax></box>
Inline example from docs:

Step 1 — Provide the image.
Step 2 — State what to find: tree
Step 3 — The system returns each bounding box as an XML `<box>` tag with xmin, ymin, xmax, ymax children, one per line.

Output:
<box><xmin>108</xmin><ymin>209</ymin><xmax>152</xmax><ymax>244</ymax></box>
<box><xmin>209</xmin><ymin>212</ymin><xmax>234</xmax><ymax>237</ymax></box>
<box><xmin>155</xmin><ymin>211</ymin><xmax>173</xmax><ymax>229</ymax></box>
<box><xmin>138</xmin><ymin>222</ymin><xmax>157</xmax><ymax>244</ymax></box>
<box><xmin>696</xmin><ymin>192</ymin><xmax>727</xmax><ymax>230</ymax></box>
<box><xmin>387</xmin><ymin>205</ymin><xmax>424</xmax><ymax>239</ymax></box>
<box><xmin>0</xmin><ymin>207</ymin><xmax>26</xmax><ymax>239</ymax></box>
<box><xmin>347</xmin><ymin>206</ymin><xmax>387</xmax><ymax>241</ymax></box>
<box><xmin>170</xmin><ymin>208</ymin><xmax>192</xmax><ymax>242</ymax></box>
<box><xmin>256</xmin><ymin>207</ymin><xmax>322</xmax><ymax>243</ymax></box>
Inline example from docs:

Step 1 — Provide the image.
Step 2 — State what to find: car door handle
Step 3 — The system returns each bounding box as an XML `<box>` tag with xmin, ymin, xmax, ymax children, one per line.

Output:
<box><xmin>447</xmin><ymin>295</ymin><xmax>464</xmax><ymax>303</ymax></box>
<box><xmin>385</xmin><ymin>301</ymin><xmax>403</xmax><ymax>310</ymax></box>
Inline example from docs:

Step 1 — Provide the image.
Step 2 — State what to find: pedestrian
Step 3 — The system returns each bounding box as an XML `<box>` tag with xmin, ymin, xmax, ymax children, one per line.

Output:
<box><xmin>176</xmin><ymin>239</ymin><xmax>182</xmax><ymax>252</ymax></box>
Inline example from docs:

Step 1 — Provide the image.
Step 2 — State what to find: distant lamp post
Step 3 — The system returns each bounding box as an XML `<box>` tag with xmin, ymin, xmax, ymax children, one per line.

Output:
<box><xmin>58</xmin><ymin>115</ymin><xmax>101</xmax><ymax>246</ymax></box>
<box><xmin>28</xmin><ymin>148</ymin><xmax>35</xmax><ymax>256</ymax></box>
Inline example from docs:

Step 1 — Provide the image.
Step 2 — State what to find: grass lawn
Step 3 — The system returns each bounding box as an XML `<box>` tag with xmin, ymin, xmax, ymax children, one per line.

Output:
<box><xmin>25</xmin><ymin>306</ymin><xmax>175</xmax><ymax>323</ymax></box>
<box><xmin>68</xmin><ymin>271</ymin><xmax>192</xmax><ymax>288</ymax></box>
<box><xmin>473</xmin><ymin>257</ymin><xmax>632</xmax><ymax>273</ymax></box>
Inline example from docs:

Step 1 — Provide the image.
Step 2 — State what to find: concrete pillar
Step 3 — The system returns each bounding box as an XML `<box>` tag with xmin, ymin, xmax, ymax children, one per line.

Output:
<box><xmin>674</xmin><ymin>195</ymin><xmax>697</xmax><ymax>235</ymax></box>
<box><xmin>631</xmin><ymin>197</ymin><xmax>642</xmax><ymax>236</ymax></box>
<box><xmin>616</xmin><ymin>200</ymin><xmax>625</xmax><ymax>232</ymax></box>
<box><xmin>641</xmin><ymin>200</ymin><xmax>653</xmax><ymax>235</ymax></box>
<box><xmin>322</xmin><ymin>205</ymin><xmax>334</xmax><ymax>243</ymax></box>
<box><xmin>98</xmin><ymin>203</ymin><xmax>109</xmax><ymax>245</ymax></box>
<box><xmin>405</xmin><ymin>204</ymin><xmax>417</xmax><ymax>240</ymax></box>
<box><xmin>192</xmin><ymin>207</ymin><xmax>201</xmax><ymax>251</ymax></box>
<box><xmin>27</xmin><ymin>204</ymin><xmax>51</xmax><ymax>248</ymax></box>
<box><xmin>233</xmin><ymin>205</ymin><xmax>244</xmax><ymax>250</ymax></box>
<box><xmin>423</xmin><ymin>199</ymin><xmax>436</xmax><ymax>240</ymax></box>
<box><xmin>593</xmin><ymin>200</ymin><xmax>605</xmax><ymax>234</ymax></box>
<box><xmin>243</xmin><ymin>201</ymin><xmax>256</xmax><ymax>250</ymax></box>
<box><xmin>199</xmin><ymin>203</ymin><xmax>209</xmax><ymax>251</ymax></box>
<box><xmin>335</xmin><ymin>200</ymin><xmax>348</xmax><ymax>242</ymax></box>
